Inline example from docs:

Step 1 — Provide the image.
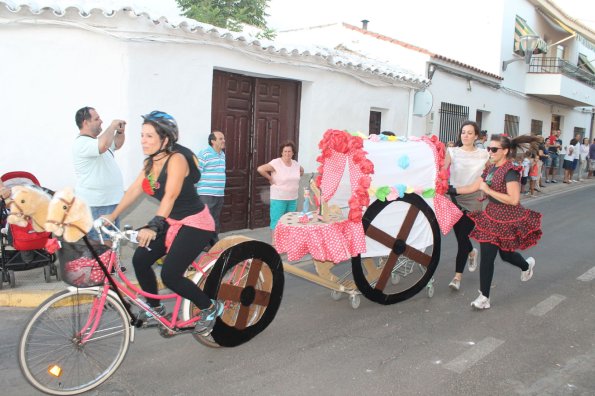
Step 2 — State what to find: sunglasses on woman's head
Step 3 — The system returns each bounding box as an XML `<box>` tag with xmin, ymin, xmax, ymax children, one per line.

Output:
<box><xmin>486</xmin><ymin>147</ymin><xmax>502</xmax><ymax>153</ymax></box>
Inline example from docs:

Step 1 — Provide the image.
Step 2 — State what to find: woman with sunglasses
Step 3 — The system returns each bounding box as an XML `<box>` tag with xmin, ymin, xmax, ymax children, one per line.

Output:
<box><xmin>453</xmin><ymin>134</ymin><xmax>542</xmax><ymax>310</ymax></box>
<box><xmin>104</xmin><ymin>111</ymin><xmax>223</xmax><ymax>334</ymax></box>
<box><xmin>443</xmin><ymin>121</ymin><xmax>489</xmax><ymax>291</ymax></box>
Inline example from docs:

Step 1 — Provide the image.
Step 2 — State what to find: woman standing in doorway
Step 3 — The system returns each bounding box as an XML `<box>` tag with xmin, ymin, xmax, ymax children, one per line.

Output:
<box><xmin>257</xmin><ymin>142</ymin><xmax>304</xmax><ymax>242</ymax></box>
<box><xmin>443</xmin><ymin>121</ymin><xmax>489</xmax><ymax>291</ymax></box>
<box><xmin>454</xmin><ymin>134</ymin><xmax>542</xmax><ymax>310</ymax></box>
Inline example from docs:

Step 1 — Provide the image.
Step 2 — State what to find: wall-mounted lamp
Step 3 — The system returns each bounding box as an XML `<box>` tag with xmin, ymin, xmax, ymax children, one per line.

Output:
<box><xmin>502</xmin><ymin>35</ymin><xmax>541</xmax><ymax>71</ymax></box>
<box><xmin>427</xmin><ymin>64</ymin><xmax>437</xmax><ymax>80</ymax></box>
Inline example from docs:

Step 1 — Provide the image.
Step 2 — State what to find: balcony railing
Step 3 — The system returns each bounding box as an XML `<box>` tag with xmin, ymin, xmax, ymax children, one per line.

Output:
<box><xmin>528</xmin><ymin>57</ymin><xmax>595</xmax><ymax>87</ymax></box>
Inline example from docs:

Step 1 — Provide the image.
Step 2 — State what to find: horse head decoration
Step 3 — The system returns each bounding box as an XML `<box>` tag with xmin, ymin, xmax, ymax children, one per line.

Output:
<box><xmin>6</xmin><ymin>185</ymin><xmax>52</xmax><ymax>232</ymax></box>
<box><xmin>45</xmin><ymin>188</ymin><xmax>93</xmax><ymax>243</ymax></box>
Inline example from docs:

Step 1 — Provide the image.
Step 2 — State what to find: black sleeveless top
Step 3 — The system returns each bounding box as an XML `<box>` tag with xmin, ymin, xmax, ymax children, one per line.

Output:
<box><xmin>151</xmin><ymin>144</ymin><xmax>205</xmax><ymax>220</ymax></box>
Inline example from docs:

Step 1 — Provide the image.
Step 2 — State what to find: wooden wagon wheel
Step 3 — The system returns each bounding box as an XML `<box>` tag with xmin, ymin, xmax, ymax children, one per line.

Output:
<box><xmin>351</xmin><ymin>193</ymin><xmax>441</xmax><ymax>305</ymax></box>
<box><xmin>201</xmin><ymin>239</ymin><xmax>284</xmax><ymax>347</ymax></box>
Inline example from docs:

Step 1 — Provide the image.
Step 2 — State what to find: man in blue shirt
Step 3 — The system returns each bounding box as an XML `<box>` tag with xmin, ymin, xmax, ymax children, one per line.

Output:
<box><xmin>196</xmin><ymin>131</ymin><xmax>226</xmax><ymax>246</ymax></box>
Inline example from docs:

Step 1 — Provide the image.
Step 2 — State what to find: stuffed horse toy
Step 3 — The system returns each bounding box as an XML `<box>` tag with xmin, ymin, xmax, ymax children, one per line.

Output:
<box><xmin>45</xmin><ymin>188</ymin><xmax>93</xmax><ymax>243</ymax></box>
<box><xmin>6</xmin><ymin>185</ymin><xmax>52</xmax><ymax>232</ymax></box>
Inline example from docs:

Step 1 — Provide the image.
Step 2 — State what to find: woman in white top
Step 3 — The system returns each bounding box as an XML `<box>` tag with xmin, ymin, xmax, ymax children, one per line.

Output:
<box><xmin>442</xmin><ymin>121</ymin><xmax>489</xmax><ymax>291</ymax></box>
<box><xmin>578</xmin><ymin>137</ymin><xmax>589</xmax><ymax>181</ymax></box>
<box><xmin>257</xmin><ymin>141</ymin><xmax>304</xmax><ymax>235</ymax></box>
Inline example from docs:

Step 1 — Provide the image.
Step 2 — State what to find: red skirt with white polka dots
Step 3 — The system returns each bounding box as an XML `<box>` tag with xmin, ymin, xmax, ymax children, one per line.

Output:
<box><xmin>468</xmin><ymin>202</ymin><xmax>542</xmax><ymax>251</ymax></box>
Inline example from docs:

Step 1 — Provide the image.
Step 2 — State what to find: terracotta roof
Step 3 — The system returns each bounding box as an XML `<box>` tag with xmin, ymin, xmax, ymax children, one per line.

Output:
<box><xmin>342</xmin><ymin>23</ymin><xmax>503</xmax><ymax>81</ymax></box>
<box><xmin>0</xmin><ymin>1</ymin><xmax>428</xmax><ymax>88</ymax></box>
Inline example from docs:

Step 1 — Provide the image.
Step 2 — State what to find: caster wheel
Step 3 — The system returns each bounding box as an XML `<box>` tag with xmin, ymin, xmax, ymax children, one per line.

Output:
<box><xmin>54</xmin><ymin>264</ymin><xmax>62</xmax><ymax>281</ymax></box>
<box><xmin>390</xmin><ymin>273</ymin><xmax>400</xmax><ymax>285</ymax></box>
<box><xmin>43</xmin><ymin>266</ymin><xmax>51</xmax><ymax>283</ymax></box>
<box><xmin>349</xmin><ymin>294</ymin><xmax>361</xmax><ymax>309</ymax></box>
<box><xmin>427</xmin><ymin>285</ymin><xmax>434</xmax><ymax>298</ymax></box>
<box><xmin>8</xmin><ymin>270</ymin><xmax>16</xmax><ymax>288</ymax></box>
<box><xmin>330</xmin><ymin>290</ymin><xmax>343</xmax><ymax>301</ymax></box>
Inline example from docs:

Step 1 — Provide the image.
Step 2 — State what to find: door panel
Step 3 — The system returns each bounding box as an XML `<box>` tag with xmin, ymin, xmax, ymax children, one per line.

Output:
<box><xmin>212</xmin><ymin>71</ymin><xmax>252</xmax><ymax>232</ymax></box>
<box><xmin>251</xmin><ymin>78</ymin><xmax>301</xmax><ymax>229</ymax></box>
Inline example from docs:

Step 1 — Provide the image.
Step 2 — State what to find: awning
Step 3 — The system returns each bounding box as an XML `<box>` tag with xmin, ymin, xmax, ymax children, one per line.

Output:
<box><xmin>578</xmin><ymin>53</ymin><xmax>595</xmax><ymax>74</ymax></box>
<box><xmin>514</xmin><ymin>15</ymin><xmax>548</xmax><ymax>56</ymax></box>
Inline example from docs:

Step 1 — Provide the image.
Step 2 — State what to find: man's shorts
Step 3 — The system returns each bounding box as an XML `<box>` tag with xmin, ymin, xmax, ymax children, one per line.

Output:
<box><xmin>546</xmin><ymin>153</ymin><xmax>559</xmax><ymax>168</ymax></box>
<box><xmin>88</xmin><ymin>204</ymin><xmax>119</xmax><ymax>242</ymax></box>
<box><xmin>590</xmin><ymin>159</ymin><xmax>595</xmax><ymax>170</ymax></box>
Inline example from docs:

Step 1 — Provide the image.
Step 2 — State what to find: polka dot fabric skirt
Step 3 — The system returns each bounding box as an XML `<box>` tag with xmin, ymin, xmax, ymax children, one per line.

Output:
<box><xmin>468</xmin><ymin>202</ymin><xmax>542</xmax><ymax>251</ymax></box>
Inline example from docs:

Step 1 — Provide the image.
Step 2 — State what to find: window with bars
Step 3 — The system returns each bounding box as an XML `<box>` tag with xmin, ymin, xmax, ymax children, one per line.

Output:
<box><xmin>531</xmin><ymin>119</ymin><xmax>543</xmax><ymax>135</ymax></box>
<box><xmin>574</xmin><ymin>127</ymin><xmax>585</xmax><ymax>140</ymax></box>
<box><xmin>504</xmin><ymin>114</ymin><xmax>519</xmax><ymax>137</ymax></box>
<box><xmin>439</xmin><ymin>102</ymin><xmax>469</xmax><ymax>144</ymax></box>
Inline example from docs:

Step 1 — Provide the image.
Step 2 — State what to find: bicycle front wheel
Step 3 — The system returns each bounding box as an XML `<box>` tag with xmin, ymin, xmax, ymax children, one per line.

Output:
<box><xmin>19</xmin><ymin>288</ymin><xmax>131</xmax><ymax>395</ymax></box>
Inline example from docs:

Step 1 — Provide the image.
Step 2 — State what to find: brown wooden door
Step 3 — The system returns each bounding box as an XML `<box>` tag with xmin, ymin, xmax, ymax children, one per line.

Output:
<box><xmin>211</xmin><ymin>71</ymin><xmax>253</xmax><ymax>231</ymax></box>
<box><xmin>250</xmin><ymin>78</ymin><xmax>301</xmax><ymax>229</ymax></box>
<box><xmin>211</xmin><ymin>71</ymin><xmax>301</xmax><ymax>232</ymax></box>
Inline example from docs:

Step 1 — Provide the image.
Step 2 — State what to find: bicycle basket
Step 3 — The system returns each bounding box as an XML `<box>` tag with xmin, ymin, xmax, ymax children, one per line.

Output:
<box><xmin>57</xmin><ymin>239</ymin><xmax>111</xmax><ymax>287</ymax></box>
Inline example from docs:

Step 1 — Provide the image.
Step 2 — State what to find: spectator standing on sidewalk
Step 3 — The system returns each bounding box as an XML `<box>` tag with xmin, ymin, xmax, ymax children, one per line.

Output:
<box><xmin>577</xmin><ymin>137</ymin><xmax>589</xmax><ymax>181</ymax></box>
<box><xmin>73</xmin><ymin>106</ymin><xmax>126</xmax><ymax>242</ymax></box>
<box><xmin>562</xmin><ymin>138</ymin><xmax>576</xmax><ymax>184</ymax></box>
<box><xmin>453</xmin><ymin>134</ymin><xmax>542</xmax><ymax>310</ymax></box>
<box><xmin>196</xmin><ymin>130</ymin><xmax>226</xmax><ymax>247</ymax></box>
<box><xmin>443</xmin><ymin>121</ymin><xmax>489</xmax><ymax>291</ymax></box>
<box><xmin>257</xmin><ymin>141</ymin><xmax>304</xmax><ymax>244</ymax></box>
<box><xmin>475</xmin><ymin>130</ymin><xmax>488</xmax><ymax>149</ymax></box>
<box><xmin>589</xmin><ymin>138</ymin><xmax>595</xmax><ymax>178</ymax></box>
<box><xmin>545</xmin><ymin>129</ymin><xmax>562</xmax><ymax>183</ymax></box>
<box><xmin>537</xmin><ymin>136</ymin><xmax>547</xmax><ymax>188</ymax></box>
<box><xmin>0</xmin><ymin>179</ymin><xmax>11</xmax><ymax>200</ymax></box>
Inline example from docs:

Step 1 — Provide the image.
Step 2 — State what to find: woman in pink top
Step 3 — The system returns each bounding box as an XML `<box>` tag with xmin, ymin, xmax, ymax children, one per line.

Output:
<box><xmin>257</xmin><ymin>141</ymin><xmax>304</xmax><ymax>234</ymax></box>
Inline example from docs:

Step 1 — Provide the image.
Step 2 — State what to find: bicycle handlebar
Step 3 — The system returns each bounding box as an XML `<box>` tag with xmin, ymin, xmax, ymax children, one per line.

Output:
<box><xmin>93</xmin><ymin>218</ymin><xmax>139</xmax><ymax>245</ymax></box>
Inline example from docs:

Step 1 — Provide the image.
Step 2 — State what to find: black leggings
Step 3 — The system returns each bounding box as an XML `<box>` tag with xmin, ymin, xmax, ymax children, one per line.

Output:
<box><xmin>132</xmin><ymin>226</ymin><xmax>214</xmax><ymax>310</ymax></box>
<box><xmin>479</xmin><ymin>242</ymin><xmax>529</xmax><ymax>298</ymax></box>
<box><xmin>453</xmin><ymin>213</ymin><xmax>475</xmax><ymax>273</ymax></box>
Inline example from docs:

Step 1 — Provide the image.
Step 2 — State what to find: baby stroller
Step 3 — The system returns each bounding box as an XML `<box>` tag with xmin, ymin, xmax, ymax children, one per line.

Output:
<box><xmin>0</xmin><ymin>171</ymin><xmax>60</xmax><ymax>288</ymax></box>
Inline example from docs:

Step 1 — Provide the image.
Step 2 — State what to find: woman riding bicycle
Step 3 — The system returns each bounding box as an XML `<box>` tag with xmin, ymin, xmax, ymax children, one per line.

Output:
<box><xmin>104</xmin><ymin>110</ymin><xmax>223</xmax><ymax>334</ymax></box>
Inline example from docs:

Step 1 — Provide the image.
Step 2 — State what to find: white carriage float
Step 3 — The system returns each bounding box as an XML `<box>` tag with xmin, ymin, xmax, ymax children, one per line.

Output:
<box><xmin>275</xmin><ymin>129</ymin><xmax>462</xmax><ymax>308</ymax></box>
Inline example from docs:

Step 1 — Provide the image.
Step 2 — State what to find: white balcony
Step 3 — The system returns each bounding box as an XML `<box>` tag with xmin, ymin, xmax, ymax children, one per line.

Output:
<box><xmin>524</xmin><ymin>58</ymin><xmax>595</xmax><ymax>107</ymax></box>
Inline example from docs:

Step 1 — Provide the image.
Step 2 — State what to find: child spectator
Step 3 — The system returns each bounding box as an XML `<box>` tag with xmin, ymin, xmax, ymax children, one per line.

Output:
<box><xmin>528</xmin><ymin>152</ymin><xmax>539</xmax><ymax>197</ymax></box>
<box><xmin>521</xmin><ymin>151</ymin><xmax>531</xmax><ymax>194</ymax></box>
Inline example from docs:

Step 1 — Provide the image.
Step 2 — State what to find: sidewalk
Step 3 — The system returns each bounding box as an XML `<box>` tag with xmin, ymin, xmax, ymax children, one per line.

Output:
<box><xmin>1</xmin><ymin>176</ymin><xmax>593</xmax><ymax>308</ymax></box>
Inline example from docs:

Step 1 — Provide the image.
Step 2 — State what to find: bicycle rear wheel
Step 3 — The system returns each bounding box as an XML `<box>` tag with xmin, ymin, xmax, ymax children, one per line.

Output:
<box><xmin>19</xmin><ymin>288</ymin><xmax>131</xmax><ymax>395</ymax></box>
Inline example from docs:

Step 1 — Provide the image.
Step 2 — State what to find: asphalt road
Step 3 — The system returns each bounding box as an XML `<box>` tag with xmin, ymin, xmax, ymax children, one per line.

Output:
<box><xmin>1</xmin><ymin>184</ymin><xmax>594</xmax><ymax>396</ymax></box>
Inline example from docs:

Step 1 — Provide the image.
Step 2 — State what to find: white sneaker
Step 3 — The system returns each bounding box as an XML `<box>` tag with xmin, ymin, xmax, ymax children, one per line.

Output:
<box><xmin>449</xmin><ymin>277</ymin><xmax>460</xmax><ymax>291</ymax></box>
<box><xmin>467</xmin><ymin>248</ymin><xmax>478</xmax><ymax>272</ymax></box>
<box><xmin>471</xmin><ymin>292</ymin><xmax>490</xmax><ymax>310</ymax></box>
<box><xmin>521</xmin><ymin>257</ymin><xmax>535</xmax><ymax>281</ymax></box>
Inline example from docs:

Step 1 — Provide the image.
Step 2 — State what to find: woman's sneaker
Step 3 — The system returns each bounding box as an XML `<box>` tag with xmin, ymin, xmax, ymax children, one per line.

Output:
<box><xmin>467</xmin><ymin>248</ymin><xmax>478</xmax><ymax>272</ymax></box>
<box><xmin>521</xmin><ymin>257</ymin><xmax>535</xmax><ymax>281</ymax></box>
<box><xmin>471</xmin><ymin>292</ymin><xmax>490</xmax><ymax>310</ymax></box>
<box><xmin>139</xmin><ymin>304</ymin><xmax>166</xmax><ymax>327</ymax></box>
<box><xmin>194</xmin><ymin>300</ymin><xmax>224</xmax><ymax>335</ymax></box>
<box><xmin>449</xmin><ymin>277</ymin><xmax>460</xmax><ymax>291</ymax></box>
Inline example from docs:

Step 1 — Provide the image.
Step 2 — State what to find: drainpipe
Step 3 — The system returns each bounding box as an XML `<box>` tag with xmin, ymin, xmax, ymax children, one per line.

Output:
<box><xmin>407</xmin><ymin>88</ymin><xmax>415</xmax><ymax>137</ymax></box>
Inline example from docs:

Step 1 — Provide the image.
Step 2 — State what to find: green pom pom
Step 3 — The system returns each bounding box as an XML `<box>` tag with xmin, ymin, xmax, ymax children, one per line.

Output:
<box><xmin>422</xmin><ymin>188</ymin><xmax>436</xmax><ymax>198</ymax></box>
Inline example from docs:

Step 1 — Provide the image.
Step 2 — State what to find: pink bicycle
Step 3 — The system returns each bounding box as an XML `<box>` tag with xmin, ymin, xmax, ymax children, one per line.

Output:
<box><xmin>18</xmin><ymin>221</ymin><xmax>284</xmax><ymax>395</ymax></box>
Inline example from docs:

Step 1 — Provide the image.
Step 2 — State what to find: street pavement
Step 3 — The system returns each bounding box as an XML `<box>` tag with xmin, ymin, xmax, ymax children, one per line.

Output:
<box><xmin>0</xmin><ymin>175</ymin><xmax>593</xmax><ymax>307</ymax></box>
<box><xmin>1</xmin><ymin>180</ymin><xmax>595</xmax><ymax>395</ymax></box>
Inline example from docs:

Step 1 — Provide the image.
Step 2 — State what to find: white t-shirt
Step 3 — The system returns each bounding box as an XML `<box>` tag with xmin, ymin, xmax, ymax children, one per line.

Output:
<box><xmin>269</xmin><ymin>158</ymin><xmax>301</xmax><ymax>200</ymax></box>
<box><xmin>564</xmin><ymin>144</ymin><xmax>575</xmax><ymax>161</ymax></box>
<box><xmin>448</xmin><ymin>146</ymin><xmax>489</xmax><ymax>187</ymax></box>
<box><xmin>72</xmin><ymin>136</ymin><xmax>124</xmax><ymax>206</ymax></box>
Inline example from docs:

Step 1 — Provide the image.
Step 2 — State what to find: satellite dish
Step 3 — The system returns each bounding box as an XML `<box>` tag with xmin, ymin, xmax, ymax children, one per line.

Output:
<box><xmin>413</xmin><ymin>90</ymin><xmax>433</xmax><ymax>117</ymax></box>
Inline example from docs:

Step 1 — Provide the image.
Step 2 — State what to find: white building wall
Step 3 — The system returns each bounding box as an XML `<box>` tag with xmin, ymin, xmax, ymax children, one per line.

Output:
<box><xmin>1</xmin><ymin>12</ymin><xmax>416</xmax><ymax>190</ymax></box>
